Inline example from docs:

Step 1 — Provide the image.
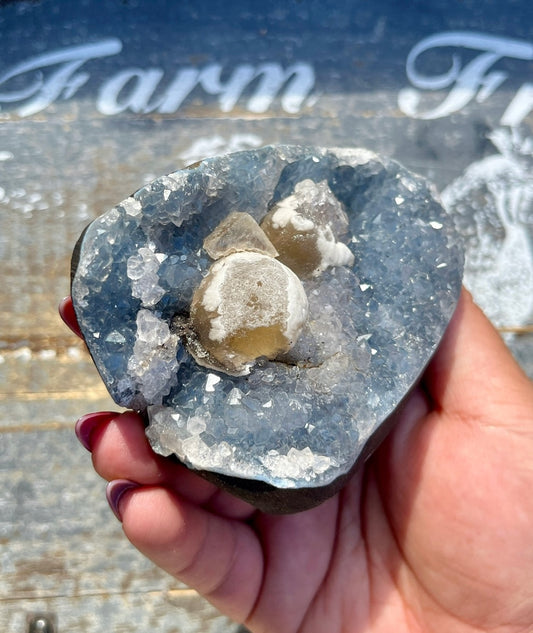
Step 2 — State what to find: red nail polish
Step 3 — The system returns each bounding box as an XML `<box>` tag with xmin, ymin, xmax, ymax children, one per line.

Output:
<box><xmin>75</xmin><ymin>411</ymin><xmax>118</xmax><ymax>452</ymax></box>
<box><xmin>58</xmin><ymin>296</ymin><xmax>84</xmax><ymax>339</ymax></box>
<box><xmin>106</xmin><ymin>480</ymin><xmax>140</xmax><ymax>522</ymax></box>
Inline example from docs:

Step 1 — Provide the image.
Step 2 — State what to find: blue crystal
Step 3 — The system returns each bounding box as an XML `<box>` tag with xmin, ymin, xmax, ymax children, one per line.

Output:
<box><xmin>71</xmin><ymin>145</ymin><xmax>463</xmax><ymax>490</ymax></box>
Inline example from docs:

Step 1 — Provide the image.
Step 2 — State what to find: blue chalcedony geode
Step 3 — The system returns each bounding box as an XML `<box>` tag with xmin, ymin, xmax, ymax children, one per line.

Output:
<box><xmin>71</xmin><ymin>145</ymin><xmax>463</xmax><ymax>512</ymax></box>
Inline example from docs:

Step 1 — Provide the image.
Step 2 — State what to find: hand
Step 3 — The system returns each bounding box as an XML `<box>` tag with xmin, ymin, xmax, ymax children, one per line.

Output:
<box><xmin>60</xmin><ymin>290</ymin><xmax>533</xmax><ymax>632</ymax></box>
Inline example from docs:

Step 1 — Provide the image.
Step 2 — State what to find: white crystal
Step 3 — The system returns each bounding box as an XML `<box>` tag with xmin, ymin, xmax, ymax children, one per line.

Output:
<box><xmin>260</xmin><ymin>179</ymin><xmax>354</xmax><ymax>277</ymax></box>
<box><xmin>204</xmin><ymin>373</ymin><xmax>221</xmax><ymax>392</ymax></box>
<box><xmin>226</xmin><ymin>388</ymin><xmax>243</xmax><ymax>405</ymax></box>
<box><xmin>123</xmin><ymin>197</ymin><xmax>142</xmax><ymax>217</ymax></box>
<box><xmin>187</xmin><ymin>416</ymin><xmax>207</xmax><ymax>435</ymax></box>
<box><xmin>127</xmin><ymin>248</ymin><xmax>166</xmax><ymax>306</ymax></box>
<box><xmin>127</xmin><ymin>310</ymin><xmax>180</xmax><ymax>405</ymax></box>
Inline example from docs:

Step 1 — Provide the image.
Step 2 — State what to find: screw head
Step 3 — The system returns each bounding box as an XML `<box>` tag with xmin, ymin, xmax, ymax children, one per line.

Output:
<box><xmin>27</xmin><ymin>614</ymin><xmax>56</xmax><ymax>633</ymax></box>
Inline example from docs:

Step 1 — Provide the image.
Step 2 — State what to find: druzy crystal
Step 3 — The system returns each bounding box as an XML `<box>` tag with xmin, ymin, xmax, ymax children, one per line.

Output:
<box><xmin>71</xmin><ymin>145</ymin><xmax>463</xmax><ymax>511</ymax></box>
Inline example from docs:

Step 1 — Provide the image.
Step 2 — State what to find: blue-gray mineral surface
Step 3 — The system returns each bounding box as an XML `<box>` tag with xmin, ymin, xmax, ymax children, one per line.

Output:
<box><xmin>71</xmin><ymin>145</ymin><xmax>463</xmax><ymax>494</ymax></box>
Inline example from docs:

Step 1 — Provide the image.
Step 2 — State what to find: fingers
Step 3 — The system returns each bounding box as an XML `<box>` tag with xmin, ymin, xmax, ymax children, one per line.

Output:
<box><xmin>59</xmin><ymin>296</ymin><xmax>83</xmax><ymax>338</ymax></box>
<box><xmin>87</xmin><ymin>415</ymin><xmax>266</xmax><ymax>625</ymax></box>
<box><xmin>116</xmin><ymin>485</ymin><xmax>263</xmax><ymax>624</ymax></box>
<box><xmin>79</xmin><ymin>410</ymin><xmax>256</xmax><ymax>519</ymax></box>
<box><xmin>88</xmin><ymin>411</ymin><xmax>185</xmax><ymax>483</ymax></box>
<box><xmin>91</xmin><ymin>410</ymin><xmax>218</xmax><ymax>502</ymax></box>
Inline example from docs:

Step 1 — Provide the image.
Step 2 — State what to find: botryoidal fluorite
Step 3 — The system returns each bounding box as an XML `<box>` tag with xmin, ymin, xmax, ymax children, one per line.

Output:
<box><xmin>71</xmin><ymin>145</ymin><xmax>464</xmax><ymax>512</ymax></box>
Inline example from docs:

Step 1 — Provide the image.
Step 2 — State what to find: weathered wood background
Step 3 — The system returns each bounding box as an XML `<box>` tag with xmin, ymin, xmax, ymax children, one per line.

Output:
<box><xmin>1</xmin><ymin>1</ymin><xmax>532</xmax><ymax>630</ymax></box>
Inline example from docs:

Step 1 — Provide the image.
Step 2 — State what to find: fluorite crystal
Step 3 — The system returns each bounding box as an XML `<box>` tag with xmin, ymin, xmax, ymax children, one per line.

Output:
<box><xmin>188</xmin><ymin>250</ymin><xmax>309</xmax><ymax>375</ymax></box>
<box><xmin>71</xmin><ymin>145</ymin><xmax>463</xmax><ymax>512</ymax></box>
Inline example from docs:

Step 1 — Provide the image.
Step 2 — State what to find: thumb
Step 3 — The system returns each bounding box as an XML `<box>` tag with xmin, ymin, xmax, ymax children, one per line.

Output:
<box><xmin>423</xmin><ymin>288</ymin><xmax>533</xmax><ymax>429</ymax></box>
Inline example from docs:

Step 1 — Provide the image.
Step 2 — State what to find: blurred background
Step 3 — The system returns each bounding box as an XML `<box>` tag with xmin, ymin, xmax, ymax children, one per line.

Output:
<box><xmin>1</xmin><ymin>1</ymin><xmax>532</xmax><ymax>630</ymax></box>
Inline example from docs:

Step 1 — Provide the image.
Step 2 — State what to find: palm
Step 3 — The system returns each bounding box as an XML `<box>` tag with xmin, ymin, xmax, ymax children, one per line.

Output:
<box><xmin>75</xmin><ymin>291</ymin><xmax>533</xmax><ymax>633</ymax></box>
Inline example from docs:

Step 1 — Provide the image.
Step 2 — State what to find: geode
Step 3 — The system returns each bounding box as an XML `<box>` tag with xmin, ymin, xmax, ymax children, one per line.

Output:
<box><xmin>71</xmin><ymin>145</ymin><xmax>463</xmax><ymax>513</ymax></box>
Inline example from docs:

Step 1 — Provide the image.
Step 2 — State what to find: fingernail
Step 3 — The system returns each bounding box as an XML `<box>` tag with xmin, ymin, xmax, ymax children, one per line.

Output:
<box><xmin>58</xmin><ymin>296</ymin><xmax>84</xmax><ymax>339</ymax></box>
<box><xmin>75</xmin><ymin>411</ymin><xmax>118</xmax><ymax>451</ymax></box>
<box><xmin>106</xmin><ymin>479</ymin><xmax>140</xmax><ymax>522</ymax></box>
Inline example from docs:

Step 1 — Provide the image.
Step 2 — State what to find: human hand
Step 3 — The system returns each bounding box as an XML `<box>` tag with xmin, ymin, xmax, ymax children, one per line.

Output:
<box><xmin>60</xmin><ymin>290</ymin><xmax>533</xmax><ymax>632</ymax></box>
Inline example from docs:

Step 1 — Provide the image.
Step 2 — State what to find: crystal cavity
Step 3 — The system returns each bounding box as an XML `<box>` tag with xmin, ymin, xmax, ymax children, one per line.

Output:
<box><xmin>70</xmin><ymin>145</ymin><xmax>464</xmax><ymax>491</ymax></box>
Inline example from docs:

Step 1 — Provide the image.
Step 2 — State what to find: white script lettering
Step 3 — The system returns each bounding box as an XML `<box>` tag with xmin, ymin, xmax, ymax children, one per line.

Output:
<box><xmin>398</xmin><ymin>31</ymin><xmax>533</xmax><ymax>126</ymax></box>
<box><xmin>0</xmin><ymin>39</ymin><xmax>123</xmax><ymax>117</ymax></box>
<box><xmin>0</xmin><ymin>40</ymin><xmax>315</xmax><ymax>117</ymax></box>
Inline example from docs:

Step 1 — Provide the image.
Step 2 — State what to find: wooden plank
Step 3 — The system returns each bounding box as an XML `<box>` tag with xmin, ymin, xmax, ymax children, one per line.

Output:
<box><xmin>0</xmin><ymin>347</ymin><xmax>116</xmax><ymax>430</ymax></box>
<box><xmin>2</xmin><ymin>592</ymin><xmax>243</xmax><ymax>632</ymax></box>
<box><xmin>0</xmin><ymin>428</ymin><xmax>243</xmax><ymax>631</ymax></box>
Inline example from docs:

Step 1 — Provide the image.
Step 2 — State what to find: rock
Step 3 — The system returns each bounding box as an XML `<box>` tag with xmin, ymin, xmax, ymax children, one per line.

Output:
<box><xmin>71</xmin><ymin>145</ymin><xmax>463</xmax><ymax>513</ymax></box>
<box><xmin>203</xmin><ymin>211</ymin><xmax>279</xmax><ymax>259</ymax></box>
<box><xmin>188</xmin><ymin>251</ymin><xmax>309</xmax><ymax>376</ymax></box>
<box><xmin>260</xmin><ymin>178</ymin><xmax>354</xmax><ymax>277</ymax></box>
